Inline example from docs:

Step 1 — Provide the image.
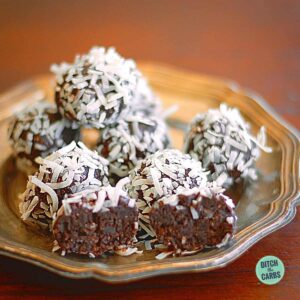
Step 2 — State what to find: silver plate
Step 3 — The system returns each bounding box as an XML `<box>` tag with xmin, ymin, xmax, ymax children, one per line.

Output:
<box><xmin>0</xmin><ymin>63</ymin><xmax>298</xmax><ymax>283</ymax></box>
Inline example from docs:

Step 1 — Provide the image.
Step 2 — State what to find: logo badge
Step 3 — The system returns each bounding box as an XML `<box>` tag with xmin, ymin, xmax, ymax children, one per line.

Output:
<box><xmin>256</xmin><ymin>255</ymin><xmax>285</xmax><ymax>285</ymax></box>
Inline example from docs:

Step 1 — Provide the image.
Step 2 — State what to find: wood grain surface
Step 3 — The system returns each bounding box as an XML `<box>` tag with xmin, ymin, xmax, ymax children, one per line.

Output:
<box><xmin>0</xmin><ymin>1</ymin><xmax>299</xmax><ymax>299</ymax></box>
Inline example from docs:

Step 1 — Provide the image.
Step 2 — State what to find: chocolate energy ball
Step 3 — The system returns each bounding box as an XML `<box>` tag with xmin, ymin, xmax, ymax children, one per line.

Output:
<box><xmin>8</xmin><ymin>101</ymin><xmax>80</xmax><ymax>174</ymax></box>
<box><xmin>52</xmin><ymin>178</ymin><xmax>139</xmax><ymax>257</ymax></box>
<box><xmin>96</xmin><ymin>112</ymin><xmax>171</xmax><ymax>184</ymax></box>
<box><xmin>128</xmin><ymin>149</ymin><xmax>208</xmax><ymax>238</ymax></box>
<box><xmin>19</xmin><ymin>141</ymin><xmax>109</xmax><ymax>230</ymax></box>
<box><xmin>150</xmin><ymin>186</ymin><xmax>237</xmax><ymax>254</ymax></box>
<box><xmin>51</xmin><ymin>47</ymin><xmax>141</xmax><ymax>129</ymax></box>
<box><xmin>184</xmin><ymin>104</ymin><xmax>271</xmax><ymax>188</ymax></box>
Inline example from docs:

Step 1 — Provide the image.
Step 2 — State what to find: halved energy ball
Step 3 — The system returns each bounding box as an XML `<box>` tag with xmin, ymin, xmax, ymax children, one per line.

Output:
<box><xmin>52</xmin><ymin>178</ymin><xmax>138</xmax><ymax>257</ymax></box>
<box><xmin>184</xmin><ymin>104</ymin><xmax>271</xmax><ymax>188</ymax></box>
<box><xmin>19</xmin><ymin>141</ymin><xmax>109</xmax><ymax>230</ymax></box>
<box><xmin>8</xmin><ymin>101</ymin><xmax>80</xmax><ymax>174</ymax></box>
<box><xmin>128</xmin><ymin>149</ymin><xmax>208</xmax><ymax>239</ymax></box>
<box><xmin>96</xmin><ymin>112</ymin><xmax>171</xmax><ymax>184</ymax></box>
<box><xmin>51</xmin><ymin>47</ymin><xmax>142</xmax><ymax>129</ymax></box>
<box><xmin>149</xmin><ymin>186</ymin><xmax>237</xmax><ymax>255</ymax></box>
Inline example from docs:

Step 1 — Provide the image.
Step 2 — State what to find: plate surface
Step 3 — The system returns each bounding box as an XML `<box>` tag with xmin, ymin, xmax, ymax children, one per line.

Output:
<box><xmin>0</xmin><ymin>63</ymin><xmax>299</xmax><ymax>283</ymax></box>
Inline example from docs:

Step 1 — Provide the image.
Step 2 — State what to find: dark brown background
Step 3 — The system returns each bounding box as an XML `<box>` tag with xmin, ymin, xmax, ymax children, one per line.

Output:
<box><xmin>0</xmin><ymin>0</ymin><xmax>299</xmax><ymax>299</ymax></box>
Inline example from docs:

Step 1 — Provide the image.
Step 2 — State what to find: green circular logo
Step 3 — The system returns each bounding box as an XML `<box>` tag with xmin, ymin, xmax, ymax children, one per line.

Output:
<box><xmin>256</xmin><ymin>256</ymin><xmax>285</xmax><ymax>285</ymax></box>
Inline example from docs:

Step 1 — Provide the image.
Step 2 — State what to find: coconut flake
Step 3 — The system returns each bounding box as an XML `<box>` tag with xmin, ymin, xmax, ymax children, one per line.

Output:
<box><xmin>30</xmin><ymin>176</ymin><xmax>59</xmax><ymax>212</ymax></box>
<box><xmin>115</xmin><ymin>247</ymin><xmax>141</xmax><ymax>256</ymax></box>
<box><xmin>155</xmin><ymin>251</ymin><xmax>173</xmax><ymax>260</ymax></box>
<box><xmin>190</xmin><ymin>206</ymin><xmax>199</xmax><ymax>219</ymax></box>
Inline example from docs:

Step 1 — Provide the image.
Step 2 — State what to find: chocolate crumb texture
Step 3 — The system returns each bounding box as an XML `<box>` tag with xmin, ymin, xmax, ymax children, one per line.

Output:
<box><xmin>53</xmin><ymin>178</ymin><xmax>138</xmax><ymax>257</ymax></box>
<box><xmin>150</xmin><ymin>186</ymin><xmax>237</xmax><ymax>253</ymax></box>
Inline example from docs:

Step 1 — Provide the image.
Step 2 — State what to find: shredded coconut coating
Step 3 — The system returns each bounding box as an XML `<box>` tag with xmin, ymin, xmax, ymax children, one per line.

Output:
<box><xmin>184</xmin><ymin>104</ymin><xmax>271</xmax><ymax>187</ymax></box>
<box><xmin>156</xmin><ymin>184</ymin><xmax>235</xmax><ymax>210</ymax></box>
<box><xmin>8</xmin><ymin>101</ymin><xmax>80</xmax><ymax>173</ymax></box>
<box><xmin>51</xmin><ymin>47</ymin><xmax>142</xmax><ymax>128</ymax></box>
<box><xmin>128</xmin><ymin>149</ymin><xmax>208</xmax><ymax>239</ymax></box>
<box><xmin>131</xmin><ymin>76</ymin><xmax>162</xmax><ymax>115</ymax></box>
<box><xmin>96</xmin><ymin>112</ymin><xmax>171</xmax><ymax>184</ymax></box>
<box><xmin>19</xmin><ymin>141</ymin><xmax>109</xmax><ymax>230</ymax></box>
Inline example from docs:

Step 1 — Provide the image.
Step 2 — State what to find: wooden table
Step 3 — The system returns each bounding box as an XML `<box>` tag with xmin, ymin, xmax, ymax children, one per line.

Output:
<box><xmin>0</xmin><ymin>1</ymin><xmax>299</xmax><ymax>299</ymax></box>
